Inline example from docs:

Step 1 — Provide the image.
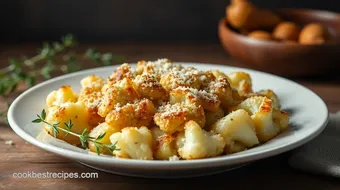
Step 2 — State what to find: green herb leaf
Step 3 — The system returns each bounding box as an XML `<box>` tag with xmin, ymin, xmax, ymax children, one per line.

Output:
<box><xmin>96</xmin><ymin>132</ymin><xmax>106</xmax><ymax>141</ymax></box>
<box><xmin>31</xmin><ymin>118</ymin><xmax>42</xmax><ymax>123</ymax></box>
<box><xmin>41</xmin><ymin>109</ymin><xmax>46</xmax><ymax>120</ymax></box>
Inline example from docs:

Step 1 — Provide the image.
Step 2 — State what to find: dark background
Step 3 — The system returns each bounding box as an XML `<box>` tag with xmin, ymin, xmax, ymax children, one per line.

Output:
<box><xmin>1</xmin><ymin>0</ymin><xmax>340</xmax><ymax>42</ymax></box>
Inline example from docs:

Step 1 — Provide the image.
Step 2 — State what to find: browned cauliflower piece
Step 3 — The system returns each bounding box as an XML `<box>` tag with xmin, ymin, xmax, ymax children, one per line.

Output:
<box><xmin>80</xmin><ymin>75</ymin><xmax>105</xmax><ymax>91</ymax></box>
<box><xmin>108</xmin><ymin>63</ymin><xmax>136</xmax><ymax>84</ymax></box>
<box><xmin>160</xmin><ymin>68</ymin><xmax>201</xmax><ymax>92</ymax></box>
<box><xmin>46</xmin><ymin>86</ymin><xmax>78</xmax><ymax>108</ymax></box>
<box><xmin>88</xmin><ymin>122</ymin><xmax>121</xmax><ymax>154</ymax></box>
<box><xmin>136</xmin><ymin>58</ymin><xmax>183</xmax><ymax>76</ymax></box>
<box><xmin>133</xmin><ymin>73</ymin><xmax>167</xmax><ymax>101</ymax></box>
<box><xmin>105</xmin><ymin>99</ymin><xmax>156</xmax><ymax>130</ymax></box>
<box><xmin>169</xmin><ymin>87</ymin><xmax>221</xmax><ymax>112</ymax></box>
<box><xmin>150</xmin><ymin>126</ymin><xmax>178</xmax><ymax>160</ymax></box>
<box><xmin>45</xmin><ymin>102</ymin><xmax>92</xmax><ymax>145</ymax></box>
<box><xmin>154</xmin><ymin>103</ymin><xmax>205</xmax><ymax>134</ymax></box>
<box><xmin>248</xmin><ymin>89</ymin><xmax>281</xmax><ymax>109</ymax></box>
<box><xmin>230</xmin><ymin>96</ymin><xmax>289</xmax><ymax>142</ymax></box>
<box><xmin>78</xmin><ymin>88</ymin><xmax>104</xmax><ymax>127</ymax></box>
<box><xmin>204</xmin><ymin>76</ymin><xmax>235</xmax><ymax>108</ymax></box>
<box><xmin>98</xmin><ymin>78</ymin><xmax>140</xmax><ymax>117</ymax></box>
<box><xmin>227</xmin><ymin>72</ymin><xmax>253</xmax><ymax>96</ymax></box>
<box><xmin>205</xmin><ymin>106</ymin><xmax>225</xmax><ymax>128</ymax></box>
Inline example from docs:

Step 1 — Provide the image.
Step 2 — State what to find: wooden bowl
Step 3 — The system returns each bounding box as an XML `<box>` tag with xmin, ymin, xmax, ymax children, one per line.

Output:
<box><xmin>218</xmin><ymin>9</ymin><xmax>340</xmax><ymax>77</ymax></box>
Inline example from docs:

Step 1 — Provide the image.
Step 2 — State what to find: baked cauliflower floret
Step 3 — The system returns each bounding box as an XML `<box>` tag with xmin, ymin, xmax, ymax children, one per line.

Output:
<box><xmin>136</xmin><ymin>58</ymin><xmax>182</xmax><ymax>76</ymax></box>
<box><xmin>80</xmin><ymin>75</ymin><xmax>105</xmax><ymax>91</ymax></box>
<box><xmin>133</xmin><ymin>73</ymin><xmax>167</xmax><ymax>101</ymax></box>
<box><xmin>170</xmin><ymin>87</ymin><xmax>221</xmax><ymax>112</ymax></box>
<box><xmin>210</xmin><ymin>109</ymin><xmax>259</xmax><ymax>154</ymax></box>
<box><xmin>273</xmin><ymin>109</ymin><xmax>289</xmax><ymax>132</ymax></box>
<box><xmin>46</xmin><ymin>86</ymin><xmax>78</xmax><ymax>108</ymax></box>
<box><xmin>248</xmin><ymin>89</ymin><xmax>281</xmax><ymax>109</ymax></box>
<box><xmin>154</xmin><ymin>103</ymin><xmax>205</xmax><ymax>134</ymax></box>
<box><xmin>205</xmin><ymin>106</ymin><xmax>225</xmax><ymax>128</ymax></box>
<box><xmin>197</xmin><ymin>71</ymin><xmax>216</xmax><ymax>87</ymax></box>
<box><xmin>109</xmin><ymin>126</ymin><xmax>153</xmax><ymax>160</ymax></box>
<box><xmin>204</xmin><ymin>77</ymin><xmax>235</xmax><ymax>108</ymax></box>
<box><xmin>105</xmin><ymin>99</ymin><xmax>156</xmax><ymax>130</ymax></box>
<box><xmin>98</xmin><ymin>78</ymin><xmax>140</xmax><ymax>117</ymax></box>
<box><xmin>108</xmin><ymin>63</ymin><xmax>136</xmax><ymax>84</ymax></box>
<box><xmin>88</xmin><ymin>122</ymin><xmax>121</xmax><ymax>154</ymax></box>
<box><xmin>176</xmin><ymin>120</ymin><xmax>225</xmax><ymax>159</ymax></box>
<box><xmin>150</xmin><ymin>126</ymin><xmax>178</xmax><ymax>160</ymax></box>
<box><xmin>45</xmin><ymin>102</ymin><xmax>91</xmax><ymax>145</ymax></box>
<box><xmin>78</xmin><ymin>88</ymin><xmax>104</xmax><ymax>127</ymax></box>
<box><xmin>230</xmin><ymin>96</ymin><xmax>288</xmax><ymax>142</ymax></box>
<box><xmin>160</xmin><ymin>68</ymin><xmax>201</xmax><ymax>92</ymax></box>
<box><xmin>227</xmin><ymin>72</ymin><xmax>253</xmax><ymax>96</ymax></box>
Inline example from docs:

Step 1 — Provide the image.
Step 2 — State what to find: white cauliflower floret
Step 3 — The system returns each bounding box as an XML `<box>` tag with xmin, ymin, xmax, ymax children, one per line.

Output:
<box><xmin>230</xmin><ymin>96</ymin><xmax>288</xmax><ymax>142</ymax></box>
<box><xmin>46</xmin><ymin>86</ymin><xmax>78</xmax><ymax>108</ymax></box>
<box><xmin>88</xmin><ymin>122</ymin><xmax>121</xmax><ymax>154</ymax></box>
<box><xmin>109</xmin><ymin>126</ymin><xmax>153</xmax><ymax>160</ymax></box>
<box><xmin>45</xmin><ymin>101</ymin><xmax>91</xmax><ymax>145</ymax></box>
<box><xmin>150</xmin><ymin>126</ymin><xmax>177</xmax><ymax>160</ymax></box>
<box><xmin>176</xmin><ymin>120</ymin><xmax>225</xmax><ymax>159</ymax></box>
<box><xmin>210</xmin><ymin>109</ymin><xmax>259</xmax><ymax>153</ymax></box>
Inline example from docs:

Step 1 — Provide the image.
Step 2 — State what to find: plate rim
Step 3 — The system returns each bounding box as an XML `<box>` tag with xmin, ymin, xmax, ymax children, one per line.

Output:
<box><xmin>7</xmin><ymin>62</ymin><xmax>329</xmax><ymax>170</ymax></box>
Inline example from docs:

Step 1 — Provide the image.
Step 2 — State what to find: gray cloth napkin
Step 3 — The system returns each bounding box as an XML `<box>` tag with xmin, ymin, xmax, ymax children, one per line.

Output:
<box><xmin>289</xmin><ymin>112</ymin><xmax>340</xmax><ymax>177</ymax></box>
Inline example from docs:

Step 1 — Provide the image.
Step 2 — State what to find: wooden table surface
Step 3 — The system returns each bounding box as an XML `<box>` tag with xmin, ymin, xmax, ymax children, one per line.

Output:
<box><xmin>1</xmin><ymin>43</ymin><xmax>340</xmax><ymax>189</ymax></box>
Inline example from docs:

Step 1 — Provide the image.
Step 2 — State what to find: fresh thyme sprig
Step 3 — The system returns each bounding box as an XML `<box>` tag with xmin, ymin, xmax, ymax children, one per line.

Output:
<box><xmin>32</xmin><ymin>109</ymin><xmax>120</xmax><ymax>155</ymax></box>
<box><xmin>0</xmin><ymin>34</ymin><xmax>125</xmax><ymax>124</ymax></box>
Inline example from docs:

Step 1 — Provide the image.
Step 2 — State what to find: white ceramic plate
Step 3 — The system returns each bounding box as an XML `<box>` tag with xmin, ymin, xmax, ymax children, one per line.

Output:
<box><xmin>8</xmin><ymin>63</ymin><xmax>329</xmax><ymax>178</ymax></box>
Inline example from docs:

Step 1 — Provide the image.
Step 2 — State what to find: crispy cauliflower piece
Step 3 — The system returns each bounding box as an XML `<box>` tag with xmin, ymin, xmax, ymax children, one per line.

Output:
<box><xmin>176</xmin><ymin>121</ymin><xmax>225</xmax><ymax>159</ymax></box>
<box><xmin>78</xmin><ymin>88</ymin><xmax>104</xmax><ymax>127</ymax></box>
<box><xmin>108</xmin><ymin>63</ymin><xmax>136</xmax><ymax>84</ymax></box>
<box><xmin>98</xmin><ymin>78</ymin><xmax>140</xmax><ymax>117</ymax></box>
<box><xmin>88</xmin><ymin>122</ymin><xmax>121</xmax><ymax>154</ymax></box>
<box><xmin>45</xmin><ymin>102</ymin><xmax>91</xmax><ymax>145</ymax></box>
<box><xmin>150</xmin><ymin>126</ymin><xmax>177</xmax><ymax>160</ymax></box>
<box><xmin>46</xmin><ymin>86</ymin><xmax>78</xmax><ymax>108</ymax></box>
<box><xmin>210</xmin><ymin>109</ymin><xmax>259</xmax><ymax>153</ymax></box>
<box><xmin>248</xmin><ymin>89</ymin><xmax>281</xmax><ymax>109</ymax></box>
<box><xmin>136</xmin><ymin>58</ymin><xmax>182</xmax><ymax>76</ymax></box>
<box><xmin>80</xmin><ymin>75</ymin><xmax>105</xmax><ymax>91</ymax></box>
<box><xmin>205</xmin><ymin>106</ymin><xmax>225</xmax><ymax>128</ymax></box>
<box><xmin>109</xmin><ymin>126</ymin><xmax>153</xmax><ymax>160</ymax></box>
<box><xmin>204</xmin><ymin>76</ymin><xmax>235</xmax><ymax>108</ymax></box>
<box><xmin>160</xmin><ymin>68</ymin><xmax>201</xmax><ymax>92</ymax></box>
<box><xmin>154</xmin><ymin>103</ymin><xmax>205</xmax><ymax>134</ymax></box>
<box><xmin>133</xmin><ymin>73</ymin><xmax>167</xmax><ymax>101</ymax></box>
<box><xmin>227</xmin><ymin>72</ymin><xmax>253</xmax><ymax>96</ymax></box>
<box><xmin>169</xmin><ymin>87</ymin><xmax>221</xmax><ymax>112</ymax></box>
<box><xmin>105</xmin><ymin>99</ymin><xmax>156</xmax><ymax>130</ymax></box>
<box><xmin>230</xmin><ymin>96</ymin><xmax>288</xmax><ymax>142</ymax></box>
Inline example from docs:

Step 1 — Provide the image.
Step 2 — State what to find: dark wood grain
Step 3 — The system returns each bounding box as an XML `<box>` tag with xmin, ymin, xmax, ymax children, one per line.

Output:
<box><xmin>1</xmin><ymin>43</ymin><xmax>340</xmax><ymax>189</ymax></box>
